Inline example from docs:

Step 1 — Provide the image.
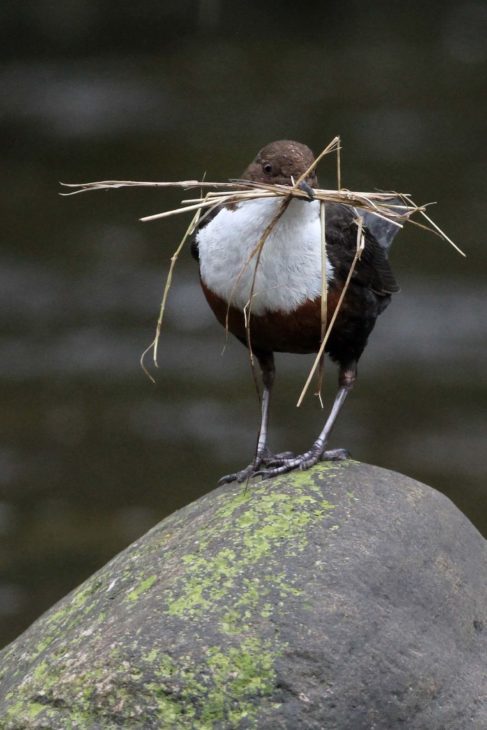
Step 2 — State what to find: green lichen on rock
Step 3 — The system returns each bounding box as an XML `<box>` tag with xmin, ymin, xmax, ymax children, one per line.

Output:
<box><xmin>165</xmin><ymin>471</ymin><xmax>336</xmax><ymax>623</ymax></box>
<box><xmin>0</xmin><ymin>460</ymin><xmax>486</xmax><ymax>729</ymax></box>
<box><xmin>141</xmin><ymin>636</ymin><xmax>279</xmax><ymax>729</ymax></box>
<box><xmin>0</xmin><ymin>462</ymin><xmax>342</xmax><ymax>728</ymax></box>
<box><xmin>127</xmin><ymin>574</ymin><xmax>158</xmax><ymax>602</ymax></box>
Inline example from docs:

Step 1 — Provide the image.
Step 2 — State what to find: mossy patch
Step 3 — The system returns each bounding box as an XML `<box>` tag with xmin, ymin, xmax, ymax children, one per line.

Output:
<box><xmin>144</xmin><ymin>636</ymin><xmax>279</xmax><ymax>728</ymax></box>
<box><xmin>166</xmin><ymin>473</ymin><xmax>336</xmax><ymax>621</ymax></box>
<box><xmin>127</xmin><ymin>574</ymin><xmax>158</xmax><ymax>602</ymax></box>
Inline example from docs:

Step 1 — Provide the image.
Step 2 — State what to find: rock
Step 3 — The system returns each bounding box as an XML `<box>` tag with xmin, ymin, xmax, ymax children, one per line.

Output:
<box><xmin>0</xmin><ymin>461</ymin><xmax>485</xmax><ymax>729</ymax></box>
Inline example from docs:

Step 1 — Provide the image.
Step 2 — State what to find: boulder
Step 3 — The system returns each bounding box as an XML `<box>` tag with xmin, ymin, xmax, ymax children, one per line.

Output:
<box><xmin>0</xmin><ymin>461</ymin><xmax>485</xmax><ymax>729</ymax></box>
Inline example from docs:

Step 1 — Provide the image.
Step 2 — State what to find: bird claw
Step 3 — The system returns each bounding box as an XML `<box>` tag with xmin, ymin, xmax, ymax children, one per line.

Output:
<box><xmin>262</xmin><ymin>450</ymin><xmax>295</xmax><ymax>466</ymax></box>
<box><xmin>218</xmin><ymin>465</ymin><xmax>256</xmax><ymax>485</ymax></box>
<box><xmin>218</xmin><ymin>450</ymin><xmax>296</xmax><ymax>485</ymax></box>
<box><xmin>218</xmin><ymin>447</ymin><xmax>350</xmax><ymax>484</ymax></box>
<box><xmin>319</xmin><ymin>448</ymin><xmax>350</xmax><ymax>461</ymax></box>
<box><xmin>255</xmin><ymin>448</ymin><xmax>351</xmax><ymax>480</ymax></box>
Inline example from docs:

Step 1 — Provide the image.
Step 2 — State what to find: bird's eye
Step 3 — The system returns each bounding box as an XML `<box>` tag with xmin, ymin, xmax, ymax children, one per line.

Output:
<box><xmin>263</xmin><ymin>163</ymin><xmax>273</xmax><ymax>174</ymax></box>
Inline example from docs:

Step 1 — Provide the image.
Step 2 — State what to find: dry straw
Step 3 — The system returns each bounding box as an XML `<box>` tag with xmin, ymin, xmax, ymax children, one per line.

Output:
<box><xmin>61</xmin><ymin>137</ymin><xmax>464</xmax><ymax>403</ymax></box>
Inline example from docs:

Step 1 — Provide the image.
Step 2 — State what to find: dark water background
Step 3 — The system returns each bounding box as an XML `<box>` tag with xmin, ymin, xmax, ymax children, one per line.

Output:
<box><xmin>1</xmin><ymin>1</ymin><xmax>486</xmax><ymax>648</ymax></box>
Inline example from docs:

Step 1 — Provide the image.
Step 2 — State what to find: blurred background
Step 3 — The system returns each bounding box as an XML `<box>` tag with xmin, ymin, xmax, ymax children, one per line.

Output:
<box><xmin>0</xmin><ymin>1</ymin><xmax>485</xmax><ymax>648</ymax></box>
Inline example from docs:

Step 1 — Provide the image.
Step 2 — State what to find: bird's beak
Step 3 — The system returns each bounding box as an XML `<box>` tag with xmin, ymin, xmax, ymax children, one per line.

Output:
<box><xmin>298</xmin><ymin>180</ymin><xmax>315</xmax><ymax>201</ymax></box>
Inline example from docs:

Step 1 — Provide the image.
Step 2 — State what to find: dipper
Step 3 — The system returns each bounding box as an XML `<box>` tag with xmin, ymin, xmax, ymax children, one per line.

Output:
<box><xmin>191</xmin><ymin>140</ymin><xmax>401</xmax><ymax>483</ymax></box>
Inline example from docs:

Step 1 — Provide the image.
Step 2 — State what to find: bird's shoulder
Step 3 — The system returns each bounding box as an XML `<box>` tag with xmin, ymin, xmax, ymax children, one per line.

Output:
<box><xmin>325</xmin><ymin>204</ymin><xmax>400</xmax><ymax>296</ymax></box>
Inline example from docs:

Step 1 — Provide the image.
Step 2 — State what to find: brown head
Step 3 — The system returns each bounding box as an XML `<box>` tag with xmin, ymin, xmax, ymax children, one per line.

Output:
<box><xmin>241</xmin><ymin>140</ymin><xmax>318</xmax><ymax>187</ymax></box>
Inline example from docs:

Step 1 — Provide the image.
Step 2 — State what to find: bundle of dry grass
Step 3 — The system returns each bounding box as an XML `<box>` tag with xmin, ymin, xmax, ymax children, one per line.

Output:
<box><xmin>61</xmin><ymin>137</ymin><xmax>464</xmax><ymax>403</ymax></box>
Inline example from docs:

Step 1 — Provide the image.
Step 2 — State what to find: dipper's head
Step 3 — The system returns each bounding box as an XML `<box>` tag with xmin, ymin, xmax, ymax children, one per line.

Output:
<box><xmin>241</xmin><ymin>140</ymin><xmax>318</xmax><ymax>189</ymax></box>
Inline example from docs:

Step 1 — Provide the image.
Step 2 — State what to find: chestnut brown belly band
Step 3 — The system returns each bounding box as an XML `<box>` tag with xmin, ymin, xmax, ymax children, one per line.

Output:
<box><xmin>201</xmin><ymin>281</ymin><xmax>344</xmax><ymax>355</ymax></box>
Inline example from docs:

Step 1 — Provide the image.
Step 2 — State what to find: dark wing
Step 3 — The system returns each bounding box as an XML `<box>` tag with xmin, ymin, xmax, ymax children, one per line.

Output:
<box><xmin>358</xmin><ymin>197</ymin><xmax>411</xmax><ymax>252</ymax></box>
<box><xmin>325</xmin><ymin>204</ymin><xmax>400</xmax><ymax>296</ymax></box>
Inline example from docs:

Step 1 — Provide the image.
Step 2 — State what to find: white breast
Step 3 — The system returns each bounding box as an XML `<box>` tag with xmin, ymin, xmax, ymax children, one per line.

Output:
<box><xmin>196</xmin><ymin>198</ymin><xmax>333</xmax><ymax>315</ymax></box>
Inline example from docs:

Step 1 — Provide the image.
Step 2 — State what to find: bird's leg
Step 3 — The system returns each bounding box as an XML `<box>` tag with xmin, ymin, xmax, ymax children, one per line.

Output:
<box><xmin>256</xmin><ymin>362</ymin><xmax>357</xmax><ymax>479</ymax></box>
<box><xmin>218</xmin><ymin>352</ymin><xmax>292</xmax><ymax>485</ymax></box>
<box><xmin>253</xmin><ymin>351</ymin><xmax>274</xmax><ymax>464</ymax></box>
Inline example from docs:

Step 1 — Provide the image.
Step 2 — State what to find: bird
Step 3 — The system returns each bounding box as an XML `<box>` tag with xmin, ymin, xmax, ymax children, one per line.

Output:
<box><xmin>190</xmin><ymin>140</ymin><xmax>402</xmax><ymax>484</ymax></box>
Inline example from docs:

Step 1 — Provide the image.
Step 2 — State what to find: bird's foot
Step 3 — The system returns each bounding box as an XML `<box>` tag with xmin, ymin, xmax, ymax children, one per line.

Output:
<box><xmin>255</xmin><ymin>447</ymin><xmax>350</xmax><ymax>480</ymax></box>
<box><xmin>320</xmin><ymin>448</ymin><xmax>350</xmax><ymax>462</ymax></box>
<box><xmin>218</xmin><ymin>450</ymin><xmax>295</xmax><ymax>485</ymax></box>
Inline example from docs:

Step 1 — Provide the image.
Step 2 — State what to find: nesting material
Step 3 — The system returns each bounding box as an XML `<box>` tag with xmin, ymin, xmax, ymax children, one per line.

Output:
<box><xmin>61</xmin><ymin>137</ymin><xmax>464</xmax><ymax>401</ymax></box>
